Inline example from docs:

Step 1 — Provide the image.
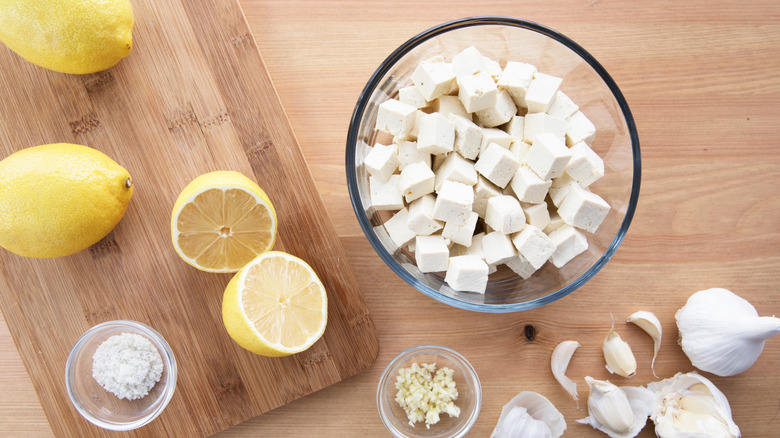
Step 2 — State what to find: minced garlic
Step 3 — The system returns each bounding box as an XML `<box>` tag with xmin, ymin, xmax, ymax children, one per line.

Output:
<box><xmin>395</xmin><ymin>362</ymin><xmax>460</xmax><ymax>428</ymax></box>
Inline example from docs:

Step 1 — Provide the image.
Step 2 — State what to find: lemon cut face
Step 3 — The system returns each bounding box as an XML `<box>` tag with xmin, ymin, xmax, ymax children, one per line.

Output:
<box><xmin>222</xmin><ymin>251</ymin><xmax>328</xmax><ymax>357</ymax></box>
<box><xmin>171</xmin><ymin>171</ymin><xmax>277</xmax><ymax>273</ymax></box>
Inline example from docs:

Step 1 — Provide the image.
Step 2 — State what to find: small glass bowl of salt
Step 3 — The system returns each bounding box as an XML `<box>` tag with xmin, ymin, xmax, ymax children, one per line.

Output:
<box><xmin>65</xmin><ymin>320</ymin><xmax>177</xmax><ymax>431</ymax></box>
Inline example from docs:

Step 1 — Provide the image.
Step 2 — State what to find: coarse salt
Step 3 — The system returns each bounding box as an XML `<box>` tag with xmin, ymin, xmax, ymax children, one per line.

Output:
<box><xmin>92</xmin><ymin>332</ymin><xmax>164</xmax><ymax>400</ymax></box>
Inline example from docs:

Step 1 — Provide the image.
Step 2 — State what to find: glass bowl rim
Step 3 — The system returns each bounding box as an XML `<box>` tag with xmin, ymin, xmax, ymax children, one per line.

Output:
<box><xmin>346</xmin><ymin>16</ymin><xmax>641</xmax><ymax>313</ymax></box>
<box><xmin>64</xmin><ymin>319</ymin><xmax>178</xmax><ymax>431</ymax></box>
<box><xmin>376</xmin><ymin>344</ymin><xmax>482</xmax><ymax>438</ymax></box>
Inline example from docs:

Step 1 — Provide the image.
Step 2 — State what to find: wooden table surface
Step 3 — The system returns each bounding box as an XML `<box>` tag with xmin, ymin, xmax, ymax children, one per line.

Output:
<box><xmin>2</xmin><ymin>0</ymin><xmax>779</xmax><ymax>436</ymax></box>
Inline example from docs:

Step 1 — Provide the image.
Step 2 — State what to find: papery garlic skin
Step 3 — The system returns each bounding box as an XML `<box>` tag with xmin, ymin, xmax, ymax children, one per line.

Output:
<box><xmin>627</xmin><ymin>310</ymin><xmax>662</xmax><ymax>378</ymax></box>
<box><xmin>676</xmin><ymin>288</ymin><xmax>780</xmax><ymax>376</ymax></box>
<box><xmin>551</xmin><ymin>340</ymin><xmax>580</xmax><ymax>402</ymax></box>
<box><xmin>647</xmin><ymin>372</ymin><xmax>740</xmax><ymax>438</ymax></box>
<box><xmin>603</xmin><ymin>317</ymin><xmax>637</xmax><ymax>378</ymax></box>
<box><xmin>578</xmin><ymin>377</ymin><xmax>654</xmax><ymax>438</ymax></box>
<box><xmin>491</xmin><ymin>391</ymin><xmax>566</xmax><ymax>438</ymax></box>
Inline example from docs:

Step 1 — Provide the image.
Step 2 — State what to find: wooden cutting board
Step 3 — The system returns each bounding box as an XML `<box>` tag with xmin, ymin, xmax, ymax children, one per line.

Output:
<box><xmin>0</xmin><ymin>0</ymin><xmax>379</xmax><ymax>436</ymax></box>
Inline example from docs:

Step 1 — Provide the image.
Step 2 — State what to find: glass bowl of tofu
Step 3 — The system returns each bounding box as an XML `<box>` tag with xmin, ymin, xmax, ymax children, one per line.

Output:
<box><xmin>346</xmin><ymin>16</ymin><xmax>640</xmax><ymax>312</ymax></box>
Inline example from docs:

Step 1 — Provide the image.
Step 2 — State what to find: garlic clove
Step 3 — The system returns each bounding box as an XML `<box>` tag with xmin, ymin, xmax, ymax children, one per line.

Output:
<box><xmin>676</xmin><ymin>288</ymin><xmax>780</xmax><ymax>376</ymax></box>
<box><xmin>491</xmin><ymin>391</ymin><xmax>566</xmax><ymax>438</ymax></box>
<box><xmin>603</xmin><ymin>316</ymin><xmax>637</xmax><ymax>378</ymax></box>
<box><xmin>578</xmin><ymin>377</ymin><xmax>654</xmax><ymax>438</ymax></box>
<box><xmin>647</xmin><ymin>372</ymin><xmax>740</xmax><ymax>438</ymax></box>
<box><xmin>551</xmin><ymin>340</ymin><xmax>580</xmax><ymax>402</ymax></box>
<box><xmin>627</xmin><ymin>310</ymin><xmax>662</xmax><ymax>378</ymax></box>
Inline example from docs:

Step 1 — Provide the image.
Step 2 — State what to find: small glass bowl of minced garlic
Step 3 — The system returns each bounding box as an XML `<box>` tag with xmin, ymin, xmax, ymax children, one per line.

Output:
<box><xmin>65</xmin><ymin>320</ymin><xmax>177</xmax><ymax>431</ymax></box>
<box><xmin>377</xmin><ymin>345</ymin><xmax>482</xmax><ymax>438</ymax></box>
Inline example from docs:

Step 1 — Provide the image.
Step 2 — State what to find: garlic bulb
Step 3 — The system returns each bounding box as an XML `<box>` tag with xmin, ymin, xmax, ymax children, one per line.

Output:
<box><xmin>603</xmin><ymin>316</ymin><xmax>637</xmax><ymax>378</ymax></box>
<box><xmin>491</xmin><ymin>391</ymin><xmax>566</xmax><ymax>438</ymax></box>
<box><xmin>647</xmin><ymin>372</ymin><xmax>740</xmax><ymax>437</ymax></box>
<box><xmin>676</xmin><ymin>287</ymin><xmax>780</xmax><ymax>376</ymax></box>
<box><xmin>551</xmin><ymin>340</ymin><xmax>580</xmax><ymax>402</ymax></box>
<box><xmin>578</xmin><ymin>377</ymin><xmax>654</xmax><ymax>438</ymax></box>
<box><xmin>627</xmin><ymin>310</ymin><xmax>662</xmax><ymax>378</ymax></box>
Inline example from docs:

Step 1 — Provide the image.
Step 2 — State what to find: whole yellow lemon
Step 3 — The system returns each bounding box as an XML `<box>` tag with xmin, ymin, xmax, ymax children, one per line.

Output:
<box><xmin>0</xmin><ymin>0</ymin><xmax>134</xmax><ymax>74</ymax></box>
<box><xmin>0</xmin><ymin>143</ymin><xmax>133</xmax><ymax>258</ymax></box>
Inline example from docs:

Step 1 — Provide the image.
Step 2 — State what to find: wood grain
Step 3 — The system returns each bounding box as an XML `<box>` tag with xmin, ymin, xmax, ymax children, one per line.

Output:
<box><xmin>3</xmin><ymin>0</ymin><xmax>780</xmax><ymax>437</ymax></box>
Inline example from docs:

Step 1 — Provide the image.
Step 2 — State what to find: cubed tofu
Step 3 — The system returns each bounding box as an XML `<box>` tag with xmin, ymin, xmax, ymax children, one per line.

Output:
<box><xmin>497</xmin><ymin>61</ymin><xmax>537</xmax><ymax>108</ymax></box>
<box><xmin>480</xmin><ymin>127</ymin><xmax>514</xmax><ymax>154</ymax></box>
<box><xmin>452</xmin><ymin>45</ymin><xmax>484</xmax><ymax>77</ymax></box>
<box><xmin>548</xmin><ymin>224</ymin><xmax>589</xmax><ymax>268</ymax></box>
<box><xmin>548</xmin><ymin>172</ymin><xmax>580</xmax><ymax>207</ymax></box>
<box><xmin>398</xmin><ymin>85</ymin><xmax>430</xmax><ymax>109</ymax></box>
<box><xmin>523</xmin><ymin>112</ymin><xmax>566</xmax><ymax>144</ymax></box>
<box><xmin>510</xmin><ymin>166</ymin><xmax>553</xmax><ymax>204</ymax></box>
<box><xmin>565</xmin><ymin>141</ymin><xmax>605</xmax><ymax>187</ymax></box>
<box><xmin>445</xmin><ymin>255</ymin><xmax>489</xmax><ymax>293</ymax></box>
<box><xmin>376</xmin><ymin>99</ymin><xmax>417</xmax><ymax>137</ymax></box>
<box><xmin>557</xmin><ymin>184</ymin><xmax>610</xmax><ymax>233</ymax></box>
<box><xmin>481</xmin><ymin>56</ymin><xmax>503</xmax><ymax>82</ymax></box>
<box><xmin>525</xmin><ymin>72</ymin><xmax>563</xmax><ymax>113</ymax></box>
<box><xmin>509</xmin><ymin>140</ymin><xmax>530</xmax><ymax>162</ymax></box>
<box><xmin>511</xmin><ymin>225</ymin><xmax>555</xmax><ymax>269</ymax></box>
<box><xmin>546</xmin><ymin>91</ymin><xmax>579</xmax><ymax>120</ymax></box>
<box><xmin>457</xmin><ymin>71</ymin><xmax>498</xmax><ymax>113</ymax></box>
<box><xmin>482</xmin><ymin>231</ymin><xmax>517</xmax><ymax>265</ymax></box>
<box><xmin>408</xmin><ymin>109</ymin><xmax>427</xmax><ymax>140</ymax></box>
<box><xmin>473</xmin><ymin>175</ymin><xmax>502</xmax><ymax>218</ymax></box>
<box><xmin>475</xmin><ymin>89</ymin><xmax>518</xmax><ymax>128</ymax></box>
<box><xmin>448</xmin><ymin>114</ymin><xmax>483</xmax><ymax>160</ymax></box>
<box><xmin>504</xmin><ymin>115</ymin><xmax>524</xmax><ymax>142</ymax></box>
<box><xmin>543</xmin><ymin>210</ymin><xmax>566</xmax><ymax>234</ymax></box>
<box><xmin>407</xmin><ymin>194</ymin><xmax>444</xmax><ymax>235</ymax></box>
<box><xmin>412</xmin><ymin>60</ymin><xmax>457</xmax><ymax>101</ymax></box>
<box><xmin>565</xmin><ymin>111</ymin><xmax>596</xmax><ymax>146</ymax></box>
<box><xmin>433</xmin><ymin>95</ymin><xmax>470</xmax><ymax>120</ymax></box>
<box><xmin>434</xmin><ymin>152</ymin><xmax>478</xmax><ymax>191</ymax></box>
<box><xmin>415</xmin><ymin>235</ymin><xmax>450</xmax><ymax>273</ymax></box>
<box><xmin>465</xmin><ymin>232</ymin><xmax>487</xmax><ymax>257</ymax></box>
<box><xmin>504</xmin><ymin>253</ymin><xmax>538</xmax><ymax>279</ymax></box>
<box><xmin>397</xmin><ymin>140</ymin><xmax>432</xmax><ymax>171</ymax></box>
<box><xmin>364</xmin><ymin>142</ymin><xmax>398</xmax><ymax>182</ymax></box>
<box><xmin>370</xmin><ymin>174</ymin><xmax>403</xmax><ymax>211</ymax></box>
<box><xmin>432</xmin><ymin>180</ymin><xmax>474</xmax><ymax>225</ymax></box>
<box><xmin>399</xmin><ymin>161</ymin><xmax>435</xmax><ymax>202</ymax></box>
<box><xmin>474</xmin><ymin>142</ymin><xmax>521</xmax><ymax>188</ymax></box>
<box><xmin>526</xmin><ymin>133</ymin><xmax>572</xmax><ymax>180</ymax></box>
<box><xmin>442</xmin><ymin>211</ymin><xmax>479</xmax><ymax>247</ymax></box>
<box><xmin>383</xmin><ymin>207</ymin><xmax>416</xmax><ymax>247</ymax></box>
<box><xmin>521</xmin><ymin>202</ymin><xmax>552</xmax><ymax>230</ymax></box>
<box><xmin>485</xmin><ymin>195</ymin><xmax>526</xmax><ymax>234</ymax></box>
<box><xmin>417</xmin><ymin>112</ymin><xmax>455</xmax><ymax>155</ymax></box>
<box><xmin>431</xmin><ymin>152</ymin><xmax>448</xmax><ymax>172</ymax></box>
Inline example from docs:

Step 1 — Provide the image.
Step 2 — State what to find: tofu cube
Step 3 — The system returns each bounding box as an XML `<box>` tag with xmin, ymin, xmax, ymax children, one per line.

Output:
<box><xmin>566</xmin><ymin>110</ymin><xmax>596</xmax><ymax>146</ymax></box>
<box><xmin>511</xmin><ymin>225</ymin><xmax>555</xmax><ymax>269</ymax></box>
<box><xmin>408</xmin><ymin>109</ymin><xmax>427</xmax><ymax>140</ymax></box>
<box><xmin>363</xmin><ymin>142</ymin><xmax>398</xmax><ymax>182</ymax></box>
<box><xmin>526</xmin><ymin>133</ymin><xmax>572</xmax><ymax>180</ymax></box>
<box><xmin>525</xmin><ymin>72</ymin><xmax>563</xmax><ymax>113</ymax></box>
<box><xmin>485</xmin><ymin>195</ymin><xmax>526</xmax><ymax>234</ymax></box>
<box><xmin>415</xmin><ymin>235</ymin><xmax>450</xmax><ymax>273</ymax></box>
<box><xmin>445</xmin><ymin>255</ymin><xmax>489</xmax><ymax>293</ymax></box>
<box><xmin>449</xmin><ymin>114</ymin><xmax>483</xmax><ymax>160</ymax></box>
<box><xmin>482</xmin><ymin>231</ymin><xmax>517</xmax><ymax>265</ymax></box>
<box><xmin>509</xmin><ymin>140</ymin><xmax>530</xmax><ymax>161</ymax></box>
<box><xmin>475</xmin><ymin>89</ymin><xmax>518</xmax><ymax>128</ymax></box>
<box><xmin>407</xmin><ymin>194</ymin><xmax>444</xmax><ymax>235</ymax></box>
<box><xmin>510</xmin><ymin>166</ymin><xmax>553</xmax><ymax>204</ymax></box>
<box><xmin>432</xmin><ymin>180</ymin><xmax>474</xmax><ymax>224</ymax></box>
<box><xmin>369</xmin><ymin>174</ymin><xmax>403</xmax><ymax>211</ymax></box>
<box><xmin>433</xmin><ymin>95</ymin><xmax>470</xmax><ymax>120</ymax></box>
<box><xmin>474</xmin><ymin>142</ymin><xmax>521</xmax><ymax>188</ymax></box>
<box><xmin>521</xmin><ymin>202</ymin><xmax>552</xmax><ymax>230</ymax></box>
<box><xmin>543</xmin><ymin>210</ymin><xmax>566</xmax><ymax>234</ymax></box>
<box><xmin>565</xmin><ymin>141</ymin><xmax>605</xmax><ymax>187</ymax></box>
<box><xmin>548</xmin><ymin>172</ymin><xmax>580</xmax><ymax>207</ymax></box>
<box><xmin>431</xmin><ymin>152</ymin><xmax>448</xmax><ymax>172</ymax></box>
<box><xmin>557</xmin><ymin>184</ymin><xmax>611</xmax><ymax>233</ymax></box>
<box><xmin>398</xmin><ymin>85</ymin><xmax>430</xmax><ymax>109</ymax></box>
<box><xmin>480</xmin><ymin>127</ymin><xmax>514</xmax><ymax>154</ymax></box>
<box><xmin>504</xmin><ymin>254</ymin><xmax>538</xmax><ymax>279</ymax></box>
<box><xmin>548</xmin><ymin>224</ymin><xmax>589</xmax><ymax>268</ymax></box>
<box><xmin>504</xmin><ymin>115</ymin><xmax>524</xmax><ymax>142</ymax></box>
<box><xmin>376</xmin><ymin>99</ymin><xmax>417</xmax><ymax>137</ymax></box>
<box><xmin>457</xmin><ymin>71</ymin><xmax>498</xmax><ymax>113</ymax></box>
<box><xmin>523</xmin><ymin>112</ymin><xmax>566</xmax><ymax>144</ymax></box>
<box><xmin>442</xmin><ymin>211</ymin><xmax>479</xmax><ymax>246</ymax></box>
<box><xmin>417</xmin><ymin>112</ymin><xmax>455</xmax><ymax>155</ymax></box>
<box><xmin>412</xmin><ymin>60</ymin><xmax>457</xmax><ymax>101</ymax></box>
<box><xmin>473</xmin><ymin>175</ymin><xmax>502</xmax><ymax>218</ymax></box>
<box><xmin>481</xmin><ymin>56</ymin><xmax>503</xmax><ymax>82</ymax></box>
<box><xmin>399</xmin><ymin>161</ymin><xmax>435</xmax><ymax>202</ymax></box>
<box><xmin>434</xmin><ymin>152</ymin><xmax>478</xmax><ymax>191</ymax></box>
<box><xmin>383</xmin><ymin>207</ymin><xmax>416</xmax><ymax>247</ymax></box>
<box><xmin>452</xmin><ymin>45</ymin><xmax>484</xmax><ymax>77</ymax></box>
<box><xmin>547</xmin><ymin>91</ymin><xmax>579</xmax><ymax>120</ymax></box>
<box><xmin>465</xmin><ymin>232</ymin><xmax>487</xmax><ymax>258</ymax></box>
<box><xmin>497</xmin><ymin>61</ymin><xmax>537</xmax><ymax>108</ymax></box>
<box><xmin>397</xmin><ymin>140</ymin><xmax>432</xmax><ymax>171</ymax></box>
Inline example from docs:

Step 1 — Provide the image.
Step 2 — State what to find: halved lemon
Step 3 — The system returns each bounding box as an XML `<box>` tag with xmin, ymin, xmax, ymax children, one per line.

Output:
<box><xmin>222</xmin><ymin>251</ymin><xmax>328</xmax><ymax>356</ymax></box>
<box><xmin>171</xmin><ymin>171</ymin><xmax>276</xmax><ymax>273</ymax></box>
